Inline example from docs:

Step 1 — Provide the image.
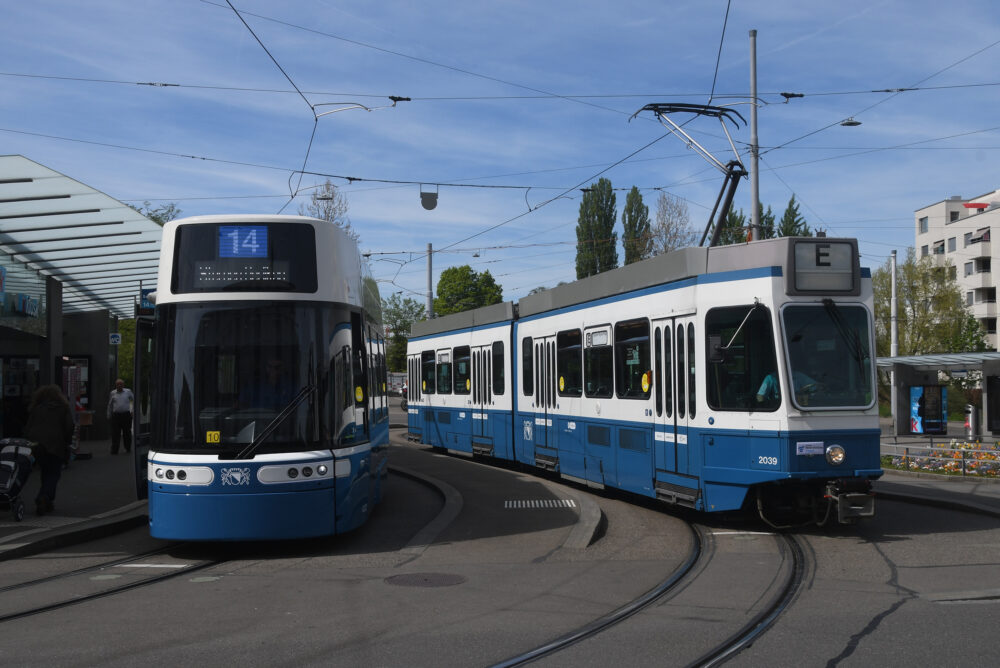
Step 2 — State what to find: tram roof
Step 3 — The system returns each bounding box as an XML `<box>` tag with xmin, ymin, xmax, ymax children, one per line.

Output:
<box><xmin>413</xmin><ymin>236</ymin><xmax>853</xmax><ymax>338</ymax></box>
<box><xmin>0</xmin><ymin>155</ymin><xmax>163</xmax><ymax>319</ymax></box>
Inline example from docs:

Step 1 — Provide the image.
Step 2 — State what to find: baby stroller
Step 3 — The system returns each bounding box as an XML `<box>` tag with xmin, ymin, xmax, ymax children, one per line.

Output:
<box><xmin>0</xmin><ymin>438</ymin><xmax>35</xmax><ymax>522</ymax></box>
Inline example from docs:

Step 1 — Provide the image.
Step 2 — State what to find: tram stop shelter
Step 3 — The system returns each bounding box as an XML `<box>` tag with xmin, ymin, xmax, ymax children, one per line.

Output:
<box><xmin>878</xmin><ymin>352</ymin><xmax>1000</xmax><ymax>437</ymax></box>
<box><xmin>1</xmin><ymin>154</ymin><xmax>162</xmax><ymax>440</ymax></box>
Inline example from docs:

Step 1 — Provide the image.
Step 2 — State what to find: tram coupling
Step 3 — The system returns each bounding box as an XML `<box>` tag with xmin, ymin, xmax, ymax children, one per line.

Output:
<box><xmin>825</xmin><ymin>478</ymin><xmax>875</xmax><ymax>524</ymax></box>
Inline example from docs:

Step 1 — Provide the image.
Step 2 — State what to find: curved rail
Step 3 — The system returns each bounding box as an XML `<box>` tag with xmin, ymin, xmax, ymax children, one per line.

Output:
<box><xmin>0</xmin><ymin>556</ymin><xmax>221</xmax><ymax>624</ymax></box>
<box><xmin>491</xmin><ymin>521</ymin><xmax>703</xmax><ymax>668</ymax></box>
<box><xmin>687</xmin><ymin>533</ymin><xmax>807</xmax><ymax>667</ymax></box>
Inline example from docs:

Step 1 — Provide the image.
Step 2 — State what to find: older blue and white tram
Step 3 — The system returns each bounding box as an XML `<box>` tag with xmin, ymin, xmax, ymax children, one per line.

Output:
<box><xmin>408</xmin><ymin>237</ymin><xmax>880</xmax><ymax>526</ymax></box>
<box><xmin>145</xmin><ymin>215</ymin><xmax>388</xmax><ymax>540</ymax></box>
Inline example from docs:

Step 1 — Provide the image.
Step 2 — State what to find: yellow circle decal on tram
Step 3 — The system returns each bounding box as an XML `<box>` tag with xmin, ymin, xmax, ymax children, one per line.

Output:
<box><xmin>355</xmin><ymin>386</ymin><xmax>364</xmax><ymax>402</ymax></box>
<box><xmin>641</xmin><ymin>372</ymin><xmax>650</xmax><ymax>393</ymax></box>
<box><xmin>559</xmin><ymin>376</ymin><xmax>565</xmax><ymax>392</ymax></box>
<box><xmin>422</xmin><ymin>380</ymin><xmax>427</xmax><ymax>391</ymax></box>
<box><xmin>466</xmin><ymin>378</ymin><xmax>471</xmax><ymax>391</ymax></box>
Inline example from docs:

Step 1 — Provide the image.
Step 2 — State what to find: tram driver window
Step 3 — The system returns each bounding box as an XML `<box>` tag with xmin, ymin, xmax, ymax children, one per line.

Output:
<box><xmin>615</xmin><ymin>319</ymin><xmax>651</xmax><ymax>400</ymax></box>
<box><xmin>437</xmin><ymin>350</ymin><xmax>452</xmax><ymax>394</ymax></box>
<box><xmin>705</xmin><ymin>305</ymin><xmax>779</xmax><ymax>412</ymax></box>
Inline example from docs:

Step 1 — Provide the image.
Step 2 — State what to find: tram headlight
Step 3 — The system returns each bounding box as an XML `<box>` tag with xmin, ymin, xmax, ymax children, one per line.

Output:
<box><xmin>317</xmin><ymin>465</ymin><xmax>329</xmax><ymax>476</ymax></box>
<box><xmin>155</xmin><ymin>468</ymin><xmax>164</xmax><ymax>479</ymax></box>
<box><xmin>826</xmin><ymin>445</ymin><xmax>846</xmax><ymax>466</ymax></box>
<box><xmin>288</xmin><ymin>468</ymin><xmax>299</xmax><ymax>479</ymax></box>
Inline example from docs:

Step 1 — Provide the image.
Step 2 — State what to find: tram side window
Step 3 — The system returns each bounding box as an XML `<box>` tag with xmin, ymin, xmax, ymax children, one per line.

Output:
<box><xmin>492</xmin><ymin>341</ymin><xmax>505</xmax><ymax>395</ymax></box>
<box><xmin>705</xmin><ymin>305</ymin><xmax>778</xmax><ymax>412</ymax></box>
<box><xmin>615</xmin><ymin>319</ymin><xmax>651</xmax><ymax>400</ymax></box>
<box><xmin>454</xmin><ymin>346</ymin><xmax>471</xmax><ymax>394</ymax></box>
<box><xmin>437</xmin><ymin>350</ymin><xmax>452</xmax><ymax>394</ymax></box>
<box><xmin>584</xmin><ymin>328</ymin><xmax>613</xmax><ymax>398</ymax></box>
<box><xmin>421</xmin><ymin>350</ymin><xmax>436</xmax><ymax>394</ymax></box>
<box><xmin>557</xmin><ymin>329</ymin><xmax>583</xmax><ymax>397</ymax></box>
<box><xmin>522</xmin><ymin>337</ymin><xmax>533</xmax><ymax>396</ymax></box>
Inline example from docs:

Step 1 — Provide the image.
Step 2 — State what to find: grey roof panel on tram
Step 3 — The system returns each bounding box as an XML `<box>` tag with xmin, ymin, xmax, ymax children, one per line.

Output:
<box><xmin>410</xmin><ymin>236</ymin><xmax>858</xmax><ymax>337</ymax></box>
<box><xmin>519</xmin><ymin>245</ymin><xmax>709</xmax><ymax>317</ymax></box>
<box><xmin>411</xmin><ymin>300</ymin><xmax>514</xmax><ymax>338</ymax></box>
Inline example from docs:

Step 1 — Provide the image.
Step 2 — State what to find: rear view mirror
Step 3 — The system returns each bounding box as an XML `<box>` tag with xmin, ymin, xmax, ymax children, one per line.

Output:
<box><xmin>708</xmin><ymin>335</ymin><xmax>726</xmax><ymax>364</ymax></box>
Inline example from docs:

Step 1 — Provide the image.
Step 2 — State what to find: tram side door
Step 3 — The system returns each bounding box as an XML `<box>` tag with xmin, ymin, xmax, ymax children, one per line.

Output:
<box><xmin>532</xmin><ymin>335</ymin><xmax>557</xmax><ymax>462</ymax></box>
<box><xmin>654</xmin><ymin>315</ymin><xmax>696</xmax><ymax>479</ymax></box>
<box><xmin>471</xmin><ymin>344</ymin><xmax>493</xmax><ymax>452</ymax></box>
<box><xmin>132</xmin><ymin>317</ymin><xmax>155</xmax><ymax>500</ymax></box>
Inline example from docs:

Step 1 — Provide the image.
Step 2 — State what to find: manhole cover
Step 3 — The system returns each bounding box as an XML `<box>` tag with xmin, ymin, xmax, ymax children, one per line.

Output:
<box><xmin>384</xmin><ymin>572</ymin><xmax>467</xmax><ymax>588</ymax></box>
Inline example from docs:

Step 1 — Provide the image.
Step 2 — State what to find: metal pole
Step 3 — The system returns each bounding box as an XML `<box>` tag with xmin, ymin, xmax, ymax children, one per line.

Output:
<box><xmin>749</xmin><ymin>29</ymin><xmax>760</xmax><ymax>241</ymax></box>
<box><xmin>891</xmin><ymin>250</ymin><xmax>898</xmax><ymax>433</ymax></box>
<box><xmin>426</xmin><ymin>242</ymin><xmax>434</xmax><ymax>319</ymax></box>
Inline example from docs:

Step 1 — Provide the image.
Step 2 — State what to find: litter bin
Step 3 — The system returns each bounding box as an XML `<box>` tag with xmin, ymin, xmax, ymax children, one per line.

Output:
<box><xmin>965</xmin><ymin>404</ymin><xmax>980</xmax><ymax>439</ymax></box>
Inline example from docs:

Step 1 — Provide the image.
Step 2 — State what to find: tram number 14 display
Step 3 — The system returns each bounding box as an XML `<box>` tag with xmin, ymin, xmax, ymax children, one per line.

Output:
<box><xmin>219</xmin><ymin>225</ymin><xmax>268</xmax><ymax>258</ymax></box>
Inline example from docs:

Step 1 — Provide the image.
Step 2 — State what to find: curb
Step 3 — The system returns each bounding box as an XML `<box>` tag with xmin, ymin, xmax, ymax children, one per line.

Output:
<box><xmin>0</xmin><ymin>503</ymin><xmax>148</xmax><ymax>562</ymax></box>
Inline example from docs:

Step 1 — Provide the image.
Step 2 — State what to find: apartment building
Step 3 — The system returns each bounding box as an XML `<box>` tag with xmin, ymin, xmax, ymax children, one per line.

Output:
<box><xmin>915</xmin><ymin>189</ymin><xmax>1000</xmax><ymax>349</ymax></box>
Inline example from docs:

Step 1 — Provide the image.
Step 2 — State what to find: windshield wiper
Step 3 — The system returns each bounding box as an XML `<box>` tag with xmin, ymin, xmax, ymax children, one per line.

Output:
<box><xmin>234</xmin><ymin>384</ymin><xmax>316</xmax><ymax>460</ymax></box>
<box><xmin>822</xmin><ymin>299</ymin><xmax>867</xmax><ymax>379</ymax></box>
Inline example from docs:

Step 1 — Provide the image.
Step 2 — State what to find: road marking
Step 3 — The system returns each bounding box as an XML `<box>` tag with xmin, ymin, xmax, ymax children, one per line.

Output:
<box><xmin>116</xmin><ymin>564</ymin><xmax>189</xmax><ymax>569</ymax></box>
<box><xmin>505</xmin><ymin>499</ymin><xmax>577</xmax><ymax>509</ymax></box>
<box><xmin>710</xmin><ymin>531</ymin><xmax>774</xmax><ymax>536</ymax></box>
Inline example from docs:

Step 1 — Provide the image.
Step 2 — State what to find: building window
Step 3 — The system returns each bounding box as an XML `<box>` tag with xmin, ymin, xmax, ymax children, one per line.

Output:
<box><xmin>921</xmin><ymin>245</ymin><xmax>928</xmax><ymax>257</ymax></box>
<box><xmin>948</xmin><ymin>237</ymin><xmax>956</xmax><ymax>252</ymax></box>
<box><xmin>984</xmin><ymin>318</ymin><xmax>997</xmax><ymax>335</ymax></box>
<box><xmin>965</xmin><ymin>262</ymin><xmax>974</xmax><ymax>277</ymax></box>
<box><xmin>932</xmin><ymin>240</ymin><xmax>945</xmax><ymax>255</ymax></box>
<box><xmin>949</xmin><ymin>265</ymin><xmax>957</xmax><ymax>280</ymax></box>
<box><xmin>977</xmin><ymin>258</ymin><xmax>992</xmax><ymax>274</ymax></box>
<box><xmin>986</xmin><ymin>288</ymin><xmax>997</xmax><ymax>304</ymax></box>
<box><xmin>965</xmin><ymin>232</ymin><xmax>973</xmax><ymax>247</ymax></box>
<box><xmin>950</xmin><ymin>211</ymin><xmax>960</xmax><ymax>223</ymax></box>
<box><xmin>973</xmin><ymin>227</ymin><xmax>991</xmax><ymax>243</ymax></box>
<box><xmin>918</xmin><ymin>216</ymin><xmax>929</xmax><ymax>234</ymax></box>
<box><xmin>967</xmin><ymin>291</ymin><xmax>974</xmax><ymax>306</ymax></box>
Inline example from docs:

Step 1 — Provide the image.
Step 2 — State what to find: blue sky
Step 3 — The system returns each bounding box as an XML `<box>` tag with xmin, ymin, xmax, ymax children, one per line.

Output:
<box><xmin>3</xmin><ymin>0</ymin><xmax>999</xmax><ymax>304</ymax></box>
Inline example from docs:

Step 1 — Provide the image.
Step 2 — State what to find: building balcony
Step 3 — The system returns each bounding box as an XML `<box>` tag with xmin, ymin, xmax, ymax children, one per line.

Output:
<box><xmin>972</xmin><ymin>301</ymin><xmax>997</xmax><ymax>319</ymax></box>
<box><xmin>964</xmin><ymin>271</ymin><xmax>994</xmax><ymax>289</ymax></box>
<box><xmin>969</xmin><ymin>241</ymin><xmax>991</xmax><ymax>258</ymax></box>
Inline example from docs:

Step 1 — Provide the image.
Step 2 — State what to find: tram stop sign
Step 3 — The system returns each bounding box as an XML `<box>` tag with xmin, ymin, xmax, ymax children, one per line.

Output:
<box><xmin>109</xmin><ymin>333</ymin><xmax>122</xmax><ymax>346</ymax></box>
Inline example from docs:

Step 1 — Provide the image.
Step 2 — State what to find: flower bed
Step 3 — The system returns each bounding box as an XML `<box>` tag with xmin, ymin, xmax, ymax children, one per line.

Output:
<box><xmin>887</xmin><ymin>440</ymin><xmax>1000</xmax><ymax>477</ymax></box>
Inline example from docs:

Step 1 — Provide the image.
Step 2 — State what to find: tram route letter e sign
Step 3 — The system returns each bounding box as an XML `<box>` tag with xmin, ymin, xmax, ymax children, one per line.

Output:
<box><xmin>787</xmin><ymin>239</ymin><xmax>859</xmax><ymax>296</ymax></box>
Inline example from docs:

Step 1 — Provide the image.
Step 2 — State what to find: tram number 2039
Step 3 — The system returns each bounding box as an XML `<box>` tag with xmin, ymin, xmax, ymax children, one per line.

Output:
<box><xmin>757</xmin><ymin>455</ymin><xmax>779</xmax><ymax>467</ymax></box>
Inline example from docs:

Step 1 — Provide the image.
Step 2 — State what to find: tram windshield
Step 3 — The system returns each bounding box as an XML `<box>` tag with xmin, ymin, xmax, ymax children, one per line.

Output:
<box><xmin>154</xmin><ymin>302</ymin><xmax>360</xmax><ymax>455</ymax></box>
<box><xmin>781</xmin><ymin>302</ymin><xmax>874</xmax><ymax>409</ymax></box>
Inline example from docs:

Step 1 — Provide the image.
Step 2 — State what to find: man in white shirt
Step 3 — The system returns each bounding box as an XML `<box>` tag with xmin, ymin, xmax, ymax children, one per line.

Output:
<box><xmin>107</xmin><ymin>379</ymin><xmax>134</xmax><ymax>454</ymax></box>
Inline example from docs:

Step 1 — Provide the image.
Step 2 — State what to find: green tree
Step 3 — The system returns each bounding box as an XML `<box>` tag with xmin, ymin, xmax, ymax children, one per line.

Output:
<box><xmin>299</xmin><ymin>179</ymin><xmax>359</xmax><ymax>243</ymax></box>
<box><xmin>621</xmin><ymin>186</ymin><xmax>652</xmax><ymax>265</ymax></box>
<box><xmin>872</xmin><ymin>248</ymin><xmax>987</xmax><ymax>358</ymax></box>
<box><xmin>382</xmin><ymin>293</ymin><xmax>425</xmax><ymax>371</ymax></box>
<box><xmin>777</xmin><ymin>195</ymin><xmax>811</xmax><ymax>237</ymax></box>
<box><xmin>757</xmin><ymin>204</ymin><xmax>776</xmax><ymax>239</ymax></box>
<box><xmin>575</xmin><ymin>178</ymin><xmax>618</xmax><ymax>278</ymax></box>
<box><xmin>650</xmin><ymin>191</ymin><xmax>696</xmax><ymax>254</ymax></box>
<box><xmin>434</xmin><ymin>265</ymin><xmax>504</xmax><ymax>316</ymax></box>
<box><xmin>115</xmin><ymin>318</ymin><xmax>136</xmax><ymax>389</ymax></box>
<box><xmin>129</xmin><ymin>201</ymin><xmax>181</xmax><ymax>226</ymax></box>
<box><xmin>716</xmin><ymin>207</ymin><xmax>749</xmax><ymax>245</ymax></box>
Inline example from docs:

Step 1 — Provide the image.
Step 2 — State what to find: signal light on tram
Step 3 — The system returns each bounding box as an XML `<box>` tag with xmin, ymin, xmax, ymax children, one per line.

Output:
<box><xmin>288</xmin><ymin>468</ymin><xmax>299</xmax><ymax>479</ymax></box>
<box><xmin>302</xmin><ymin>466</ymin><xmax>313</xmax><ymax>477</ymax></box>
<box><xmin>166</xmin><ymin>470</ymin><xmax>175</xmax><ymax>480</ymax></box>
<box><xmin>177</xmin><ymin>470</ymin><xmax>187</xmax><ymax>481</ymax></box>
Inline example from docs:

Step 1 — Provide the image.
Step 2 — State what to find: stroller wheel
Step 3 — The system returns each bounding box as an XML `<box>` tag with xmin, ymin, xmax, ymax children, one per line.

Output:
<box><xmin>13</xmin><ymin>498</ymin><xmax>25</xmax><ymax>522</ymax></box>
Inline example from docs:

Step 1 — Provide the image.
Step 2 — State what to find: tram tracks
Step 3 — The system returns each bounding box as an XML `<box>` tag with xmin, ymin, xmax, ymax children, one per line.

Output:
<box><xmin>0</xmin><ymin>544</ymin><xmax>223</xmax><ymax>624</ymax></box>
<box><xmin>492</xmin><ymin>522</ymin><xmax>809</xmax><ymax>668</ymax></box>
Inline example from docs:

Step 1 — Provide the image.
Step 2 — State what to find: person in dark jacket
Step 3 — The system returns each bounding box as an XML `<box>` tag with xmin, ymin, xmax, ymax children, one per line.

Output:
<box><xmin>24</xmin><ymin>385</ymin><xmax>75</xmax><ymax>516</ymax></box>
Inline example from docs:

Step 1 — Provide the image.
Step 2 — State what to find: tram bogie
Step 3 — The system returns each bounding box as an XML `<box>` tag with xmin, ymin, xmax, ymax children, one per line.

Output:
<box><xmin>407</xmin><ymin>237</ymin><xmax>881</xmax><ymax>527</ymax></box>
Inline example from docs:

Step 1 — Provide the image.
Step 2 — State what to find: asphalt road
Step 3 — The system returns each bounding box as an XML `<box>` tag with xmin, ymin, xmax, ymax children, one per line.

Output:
<box><xmin>1</xmin><ymin>421</ymin><xmax>998</xmax><ymax>666</ymax></box>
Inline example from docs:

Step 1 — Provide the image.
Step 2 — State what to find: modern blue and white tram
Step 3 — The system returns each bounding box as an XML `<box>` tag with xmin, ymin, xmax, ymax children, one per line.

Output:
<box><xmin>408</xmin><ymin>237</ymin><xmax>881</xmax><ymax>526</ymax></box>
<box><xmin>144</xmin><ymin>215</ymin><xmax>389</xmax><ymax>540</ymax></box>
